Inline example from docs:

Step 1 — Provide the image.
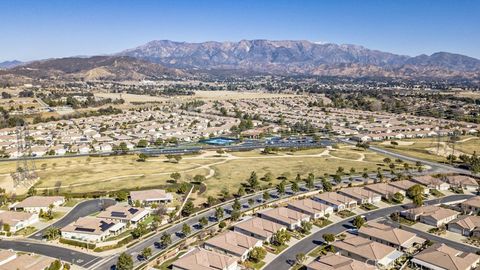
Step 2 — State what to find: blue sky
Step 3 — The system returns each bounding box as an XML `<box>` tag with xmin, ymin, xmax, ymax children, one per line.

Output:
<box><xmin>1</xmin><ymin>0</ymin><xmax>479</xmax><ymax>61</ymax></box>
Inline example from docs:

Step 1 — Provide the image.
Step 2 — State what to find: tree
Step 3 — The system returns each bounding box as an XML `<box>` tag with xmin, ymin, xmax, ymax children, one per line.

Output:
<box><xmin>248</xmin><ymin>198</ymin><xmax>255</xmax><ymax>207</ymax></box>
<box><xmin>43</xmin><ymin>227</ymin><xmax>60</xmax><ymax>240</ymax></box>
<box><xmin>352</xmin><ymin>216</ymin><xmax>365</xmax><ymax>229</ymax></box>
<box><xmin>291</xmin><ymin>181</ymin><xmax>299</xmax><ymax>193</ymax></box>
<box><xmin>447</xmin><ymin>154</ymin><xmax>457</xmax><ymax>163</ymax></box>
<box><xmin>237</xmin><ymin>186</ymin><xmax>246</xmax><ymax>197</ymax></box>
<box><xmin>193</xmin><ymin>174</ymin><xmax>206</xmax><ymax>183</ymax></box>
<box><xmin>199</xmin><ymin>216</ymin><xmax>208</xmax><ymax>228</ymax></box>
<box><xmin>322</xmin><ymin>178</ymin><xmax>332</xmax><ymax>192</ymax></box>
<box><xmin>137</xmin><ymin>153</ymin><xmax>148</xmax><ymax>162</ymax></box>
<box><xmin>215</xmin><ymin>207</ymin><xmax>224</xmax><ymax>220</ymax></box>
<box><xmin>271</xmin><ymin>230</ymin><xmax>291</xmax><ymax>246</ymax></box>
<box><xmin>383</xmin><ymin>157</ymin><xmax>392</xmax><ymax>164</ymax></box>
<box><xmin>230</xmin><ymin>210</ymin><xmax>241</xmax><ymax>221</ymax></box>
<box><xmin>412</xmin><ymin>195</ymin><xmax>424</xmax><ymax>206</ymax></box>
<box><xmin>333</xmin><ymin>174</ymin><xmax>341</xmax><ymax>183</ymax></box>
<box><xmin>160</xmin><ymin>233</ymin><xmax>172</xmax><ymax>247</ymax></box>
<box><xmin>248</xmin><ymin>246</ymin><xmax>267</xmax><ymax>263</ymax></box>
<box><xmin>46</xmin><ymin>260</ymin><xmax>62</xmax><ymax>270</ymax></box>
<box><xmin>182</xmin><ymin>201</ymin><xmax>195</xmax><ymax>217</ymax></box>
<box><xmin>295</xmin><ymin>253</ymin><xmax>306</xmax><ymax>265</ymax></box>
<box><xmin>248</xmin><ymin>171</ymin><xmax>259</xmax><ymax>189</ymax></box>
<box><xmin>322</xmin><ymin>233</ymin><xmax>335</xmax><ymax>243</ymax></box>
<box><xmin>276</xmin><ymin>180</ymin><xmax>286</xmax><ymax>195</ymax></box>
<box><xmin>141</xmin><ymin>247</ymin><xmax>152</xmax><ymax>259</ymax></box>
<box><xmin>177</xmin><ymin>182</ymin><xmax>189</xmax><ymax>194</ymax></box>
<box><xmin>173</xmin><ymin>155</ymin><xmax>182</xmax><ymax>163</ymax></box>
<box><xmin>295</xmin><ymin>174</ymin><xmax>301</xmax><ymax>182</ymax></box>
<box><xmin>263</xmin><ymin>191</ymin><xmax>271</xmax><ymax>201</ymax></box>
<box><xmin>406</xmin><ymin>184</ymin><xmax>424</xmax><ymax>206</ymax></box>
<box><xmin>132</xmin><ymin>223</ymin><xmax>148</xmax><ymax>238</ymax></box>
<box><xmin>406</xmin><ymin>184</ymin><xmax>425</xmax><ymax>199</ymax></box>
<box><xmin>207</xmin><ymin>196</ymin><xmax>216</xmax><ymax>207</ymax></box>
<box><xmin>182</xmin><ymin>223</ymin><xmax>191</xmax><ymax>236</ymax></box>
<box><xmin>392</xmin><ymin>192</ymin><xmax>404</xmax><ymax>203</ymax></box>
<box><xmin>305</xmin><ymin>173</ymin><xmax>315</xmax><ymax>189</ymax></box>
<box><xmin>116</xmin><ymin>253</ymin><xmax>133</xmax><ymax>270</ymax></box>
<box><xmin>300</xmin><ymin>220</ymin><xmax>312</xmax><ymax>234</ymax></box>
<box><xmin>170</xmin><ymin>172</ymin><xmax>181</xmax><ymax>182</ymax></box>
<box><xmin>232</xmin><ymin>198</ymin><xmax>241</xmax><ymax>211</ymax></box>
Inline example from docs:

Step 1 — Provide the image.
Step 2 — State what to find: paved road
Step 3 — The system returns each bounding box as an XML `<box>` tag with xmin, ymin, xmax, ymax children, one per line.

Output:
<box><xmin>0</xmin><ymin>240</ymin><xmax>102</xmax><ymax>268</ymax></box>
<box><xmin>29</xmin><ymin>198</ymin><xmax>116</xmax><ymax>240</ymax></box>
<box><xmin>263</xmin><ymin>194</ymin><xmax>475</xmax><ymax>270</ymax></box>
<box><xmin>92</xmin><ymin>184</ymin><xmax>314</xmax><ymax>269</ymax></box>
<box><xmin>0</xmin><ymin>199</ymin><xmax>117</xmax><ymax>267</ymax></box>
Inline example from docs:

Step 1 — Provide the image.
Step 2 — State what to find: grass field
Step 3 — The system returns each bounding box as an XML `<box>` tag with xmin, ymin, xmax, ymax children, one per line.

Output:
<box><xmin>374</xmin><ymin>136</ymin><xmax>480</xmax><ymax>163</ymax></box>
<box><xmin>0</xmin><ymin>146</ymin><xmax>404</xmax><ymax>205</ymax></box>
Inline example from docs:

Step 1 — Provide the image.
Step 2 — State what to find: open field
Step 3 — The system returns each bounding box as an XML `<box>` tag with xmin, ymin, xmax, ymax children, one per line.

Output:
<box><xmin>0</xmin><ymin>146</ymin><xmax>406</xmax><ymax>205</ymax></box>
<box><xmin>94</xmin><ymin>93</ymin><xmax>169</xmax><ymax>103</ymax></box>
<box><xmin>190</xmin><ymin>90</ymin><xmax>296</xmax><ymax>100</ymax></box>
<box><xmin>374</xmin><ymin>136</ymin><xmax>480</xmax><ymax>162</ymax></box>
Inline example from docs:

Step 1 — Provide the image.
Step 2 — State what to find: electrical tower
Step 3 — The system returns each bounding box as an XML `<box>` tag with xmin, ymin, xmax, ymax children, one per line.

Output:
<box><xmin>12</xmin><ymin>120</ymin><xmax>37</xmax><ymax>187</ymax></box>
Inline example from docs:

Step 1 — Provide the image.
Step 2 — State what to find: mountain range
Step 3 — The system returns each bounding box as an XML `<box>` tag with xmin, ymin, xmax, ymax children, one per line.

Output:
<box><xmin>1</xmin><ymin>39</ymin><xmax>479</xmax><ymax>84</ymax></box>
<box><xmin>118</xmin><ymin>40</ymin><xmax>480</xmax><ymax>79</ymax></box>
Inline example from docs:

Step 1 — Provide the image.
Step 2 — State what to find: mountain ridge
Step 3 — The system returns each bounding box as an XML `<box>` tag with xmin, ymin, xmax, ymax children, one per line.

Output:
<box><xmin>118</xmin><ymin>39</ymin><xmax>480</xmax><ymax>78</ymax></box>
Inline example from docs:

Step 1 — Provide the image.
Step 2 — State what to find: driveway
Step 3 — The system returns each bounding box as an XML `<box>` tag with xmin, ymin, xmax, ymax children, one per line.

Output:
<box><xmin>29</xmin><ymin>198</ymin><xmax>116</xmax><ymax>240</ymax></box>
<box><xmin>262</xmin><ymin>194</ymin><xmax>474</xmax><ymax>270</ymax></box>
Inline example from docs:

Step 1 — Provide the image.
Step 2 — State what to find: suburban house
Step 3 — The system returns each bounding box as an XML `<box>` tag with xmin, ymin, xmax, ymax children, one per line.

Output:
<box><xmin>0</xmin><ymin>211</ymin><xmax>39</xmax><ymax>233</ymax></box>
<box><xmin>258</xmin><ymin>207</ymin><xmax>310</xmax><ymax>230</ymax></box>
<box><xmin>338</xmin><ymin>187</ymin><xmax>381</xmax><ymax>204</ymax></box>
<box><xmin>313</xmin><ymin>192</ymin><xmax>357</xmax><ymax>211</ymax></box>
<box><xmin>461</xmin><ymin>196</ymin><xmax>480</xmax><ymax>214</ymax></box>
<box><xmin>129</xmin><ymin>189</ymin><xmax>173</xmax><ymax>206</ymax></box>
<box><xmin>203</xmin><ymin>231</ymin><xmax>262</xmax><ymax>261</ymax></box>
<box><xmin>447</xmin><ymin>215</ymin><xmax>480</xmax><ymax>237</ymax></box>
<box><xmin>444</xmin><ymin>175</ymin><xmax>479</xmax><ymax>191</ymax></box>
<box><xmin>388</xmin><ymin>180</ymin><xmax>429</xmax><ymax>194</ymax></box>
<box><xmin>233</xmin><ymin>217</ymin><xmax>285</xmax><ymax>241</ymax></box>
<box><xmin>286</xmin><ymin>199</ymin><xmax>334</xmax><ymax>219</ymax></box>
<box><xmin>358</xmin><ymin>222</ymin><xmax>425</xmax><ymax>252</ymax></box>
<box><xmin>9</xmin><ymin>196</ymin><xmax>65</xmax><ymax>213</ymax></box>
<box><xmin>364</xmin><ymin>183</ymin><xmax>405</xmax><ymax>199</ymax></box>
<box><xmin>403</xmin><ymin>205</ymin><xmax>459</xmax><ymax>227</ymax></box>
<box><xmin>61</xmin><ymin>216</ymin><xmax>126</xmax><ymax>242</ymax></box>
<box><xmin>306</xmin><ymin>253</ymin><xmax>377</xmax><ymax>270</ymax></box>
<box><xmin>0</xmin><ymin>252</ymin><xmax>55</xmax><ymax>270</ymax></box>
<box><xmin>332</xmin><ymin>234</ymin><xmax>404</xmax><ymax>268</ymax></box>
<box><xmin>411</xmin><ymin>243</ymin><xmax>479</xmax><ymax>270</ymax></box>
<box><xmin>171</xmin><ymin>247</ymin><xmax>238</xmax><ymax>270</ymax></box>
<box><xmin>412</xmin><ymin>175</ymin><xmax>450</xmax><ymax>191</ymax></box>
<box><xmin>96</xmin><ymin>205</ymin><xmax>150</xmax><ymax>225</ymax></box>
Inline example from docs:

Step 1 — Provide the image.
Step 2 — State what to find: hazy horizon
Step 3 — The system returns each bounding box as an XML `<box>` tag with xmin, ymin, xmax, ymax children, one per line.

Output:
<box><xmin>1</xmin><ymin>0</ymin><xmax>479</xmax><ymax>61</ymax></box>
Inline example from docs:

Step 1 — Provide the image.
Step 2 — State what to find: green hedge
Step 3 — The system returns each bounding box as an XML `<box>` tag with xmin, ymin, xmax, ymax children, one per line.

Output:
<box><xmin>59</xmin><ymin>238</ymin><xmax>96</xmax><ymax>249</ymax></box>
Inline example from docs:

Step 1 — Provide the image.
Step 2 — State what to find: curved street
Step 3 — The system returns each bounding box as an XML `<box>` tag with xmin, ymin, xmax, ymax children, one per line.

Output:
<box><xmin>0</xmin><ymin>144</ymin><xmax>475</xmax><ymax>270</ymax></box>
<box><xmin>262</xmin><ymin>194</ymin><xmax>477</xmax><ymax>270</ymax></box>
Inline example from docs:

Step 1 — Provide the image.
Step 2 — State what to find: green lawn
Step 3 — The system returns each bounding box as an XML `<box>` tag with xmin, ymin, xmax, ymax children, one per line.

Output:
<box><xmin>313</xmin><ymin>218</ymin><xmax>332</xmax><ymax>228</ymax></box>
<box><xmin>336</xmin><ymin>210</ymin><xmax>356</xmax><ymax>218</ymax></box>
<box><xmin>243</xmin><ymin>260</ymin><xmax>266</xmax><ymax>270</ymax></box>
<box><xmin>154</xmin><ymin>251</ymin><xmax>187</xmax><ymax>270</ymax></box>
<box><xmin>14</xmin><ymin>226</ymin><xmax>37</xmax><ymax>236</ymax></box>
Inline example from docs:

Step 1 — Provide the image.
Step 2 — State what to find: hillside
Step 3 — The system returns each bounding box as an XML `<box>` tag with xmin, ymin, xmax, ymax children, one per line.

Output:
<box><xmin>0</xmin><ymin>56</ymin><xmax>187</xmax><ymax>83</ymax></box>
<box><xmin>119</xmin><ymin>40</ymin><xmax>480</xmax><ymax>79</ymax></box>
